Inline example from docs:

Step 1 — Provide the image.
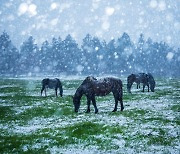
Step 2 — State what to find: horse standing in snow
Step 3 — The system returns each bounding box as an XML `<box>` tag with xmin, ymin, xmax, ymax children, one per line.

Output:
<box><xmin>73</xmin><ymin>76</ymin><xmax>124</xmax><ymax>113</ymax></box>
<box><xmin>41</xmin><ymin>78</ymin><xmax>63</xmax><ymax>97</ymax></box>
<box><xmin>127</xmin><ymin>73</ymin><xmax>155</xmax><ymax>93</ymax></box>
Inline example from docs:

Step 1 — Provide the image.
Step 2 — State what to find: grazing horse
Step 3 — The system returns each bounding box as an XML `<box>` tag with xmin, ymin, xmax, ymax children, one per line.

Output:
<box><xmin>41</xmin><ymin>78</ymin><xmax>63</xmax><ymax>97</ymax></box>
<box><xmin>127</xmin><ymin>73</ymin><xmax>155</xmax><ymax>93</ymax></box>
<box><xmin>73</xmin><ymin>76</ymin><xmax>124</xmax><ymax>113</ymax></box>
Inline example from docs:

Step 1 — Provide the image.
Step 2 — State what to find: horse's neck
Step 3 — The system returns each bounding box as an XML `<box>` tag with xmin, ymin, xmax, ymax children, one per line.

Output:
<box><xmin>75</xmin><ymin>86</ymin><xmax>84</xmax><ymax>99</ymax></box>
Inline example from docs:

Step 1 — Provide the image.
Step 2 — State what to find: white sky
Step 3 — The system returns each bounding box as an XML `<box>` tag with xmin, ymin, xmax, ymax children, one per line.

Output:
<box><xmin>0</xmin><ymin>0</ymin><xmax>179</xmax><ymax>48</ymax></box>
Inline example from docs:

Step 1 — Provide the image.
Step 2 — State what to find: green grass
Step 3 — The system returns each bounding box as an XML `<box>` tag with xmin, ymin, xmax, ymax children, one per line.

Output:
<box><xmin>0</xmin><ymin>77</ymin><xmax>179</xmax><ymax>153</ymax></box>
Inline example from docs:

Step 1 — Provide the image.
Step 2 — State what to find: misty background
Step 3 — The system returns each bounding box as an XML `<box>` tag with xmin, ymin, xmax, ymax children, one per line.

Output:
<box><xmin>0</xmin><ymin>0</ymin><xmax>179</xmax><ymax>77</ymax></box>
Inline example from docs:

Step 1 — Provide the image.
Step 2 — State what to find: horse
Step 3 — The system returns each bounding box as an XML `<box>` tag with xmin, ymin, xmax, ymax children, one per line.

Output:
<box><xmin>41</xmin><ymin>78</ymin><xmax>63</xmax><ymax>97</ymax></box>
<box><xmin>73</xmin><ymin>76</ymin><xmax>124</xmax><ymax>113</ymax></box>
<box><xmin>127</xmin><ymin>73</ymin><xmax>155</xmax><ymax>93</ymax></box>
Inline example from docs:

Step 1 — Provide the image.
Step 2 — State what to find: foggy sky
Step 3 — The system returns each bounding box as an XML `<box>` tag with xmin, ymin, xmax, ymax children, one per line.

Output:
<box><xmin>0</xmin><ymin>0</ymin><xmax>179</xmax><ymax>48</ymax></box>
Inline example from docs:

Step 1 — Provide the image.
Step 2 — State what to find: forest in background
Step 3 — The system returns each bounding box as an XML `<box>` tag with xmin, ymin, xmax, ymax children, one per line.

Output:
<box><xmin>0</xmin><ymin>31</ymin><xmax>179</xmax><ymax>77</ymax></box>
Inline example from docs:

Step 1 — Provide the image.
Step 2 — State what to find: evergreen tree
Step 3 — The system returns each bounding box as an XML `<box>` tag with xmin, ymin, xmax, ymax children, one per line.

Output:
<box><xmin>19</xmin><ymin>36</ymin><xmax>38</xmax><ymax>75</ymax></box>
<box><xmin>116</xmin><ymin>32</ymin><xmax>132</xmax><ymax>74</ymax></box>
<box><xmin>81</xmin><ymin>34</ymin><xmax>95</xmax><ymax>74</ymax></box>
<box><xmin>62</xmin><ymin>34</ymin><xmax>80</xmax><ymax>74</ymax></box>
<box><xmin>0</xmin><ymin>31</ymin><xmax>19</xmax><ymax>75</ymax></box>
<box><xmin>39</xmin><ymin>40</ymin><xmax>51</xmax><ymax>73</ymax></box>
<box><xmin>106</xmin><ymin>39</ymin><xmax>116</xmax><ymax>74</ymax></box>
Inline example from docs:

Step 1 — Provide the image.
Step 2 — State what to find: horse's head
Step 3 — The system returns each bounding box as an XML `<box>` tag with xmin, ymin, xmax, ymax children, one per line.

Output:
<box><xmin>127</xmin><ymin>74</ymin><xmax>135</xmax><ymax>93</ymax></box>
<box><xmin>127</xmin><ymin>83</ymin><xmax>132</xmax><ymax>93</ymax></box>
<box><xmin>73</xmin><ymin>96</ymin><xmax>80</xmax><ymax>112</ymax></box>
<box><xmin>147</xmin><ymin>73</ymin><xmax>155</xmax><ymax>92</ymax></box>
<box><xmin>149</xmin><ymin>81</ymin><xmax>155</xmax><ymax>92</ymax></box>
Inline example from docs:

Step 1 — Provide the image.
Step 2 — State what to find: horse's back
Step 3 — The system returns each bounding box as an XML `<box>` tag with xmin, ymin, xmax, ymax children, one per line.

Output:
<box><xmin>92</xmin><ymin>77</ymin><xmax>122</xmax><ymax>96</ymax></box>
<box><xmin>107</xmin><ymin>77</ymin><xmax>122</xmax><ymax>87</ymax></box>
<box><xmin>42</xmin><ymin>78</ymin><xmax>60</xmax><ymax>89</ymax></box>
<box><xmin>42</xmin><ymin>78</ymin><xmax>49</xmax><ymax>86</ymax></box>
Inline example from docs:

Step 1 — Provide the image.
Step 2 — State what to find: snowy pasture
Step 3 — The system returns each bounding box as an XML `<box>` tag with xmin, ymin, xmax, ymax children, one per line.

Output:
<box><xmin>0</xmin><ymin>77</ymin><xmax>179</xmax><ymax>153</ymax></box>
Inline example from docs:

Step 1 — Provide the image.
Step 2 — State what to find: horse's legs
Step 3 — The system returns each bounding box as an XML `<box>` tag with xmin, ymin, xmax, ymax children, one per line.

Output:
<box><xmin>86</xmin><ymin>97</ymin><xmax>91</xmax><ymax>113</ymax></box>
<box><xmin>55</xmin><ymin>88</ymin><xmax>58</xmax><ymax>96</ymax></box>
<box><xmin>147</xmin><ymin>84</ymin><xmax>150</xmax><ymax>92</ymax></box>
<box><xmin>41</xmin><ymin>86</ymin><xmax>45</xmax><ymax>96</ymax></box>
<box><xmin>137</xmin><ymin>83</ymin><xmax>139</xmax><ymax>89</ymax></box>
<box><xmin>112</xmin><ymin>92</ymin><xmax>118</xmax><ymax>112</ymax></box>
<box><xmin>137</xmin><ymin>82</ymin><xmax>140</xmax><ymax>89</ymax></box>
<box><xmin>118</xmin><ymin>93</ymin><xmax>124</xmax><ymax>111</ymax></box>
<box><xmin>112</xmin><ymin>98</ymin><xmax>118</xmax><ymax>112</ymax></box>
<box><xmin>92</xmin><ymin>96</ymin><xmax>98</xmax><ymax>114</ymax></box>
<box><xmin>142</xmin><ymin>84</ymin><xmax>145</xmax><ymax>92</ymax></box>
<box><xmin>44</xmin><ymin>88</ymin><xmax>47</xmax><ymax>96</ymax></box>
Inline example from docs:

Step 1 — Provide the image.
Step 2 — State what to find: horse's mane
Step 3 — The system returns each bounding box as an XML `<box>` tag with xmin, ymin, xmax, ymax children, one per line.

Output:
<box><xmin>42</xmin><ymin>78</ymin><xmax>49</xmax><ymax>85</ymax></box>
<box><xmin>81</xmin><ymin>76</ymin><xmax>97</xmax><ymax>85</ymax></box>
<box><xmin>147</xmin><ymin>73</ymin><xmax>153</xmax><ymax>78</ymax></box>
<box><xmin>127</xmin><ymin>74</ymin><xmax>136</xmax><ymax>81</ymax></box>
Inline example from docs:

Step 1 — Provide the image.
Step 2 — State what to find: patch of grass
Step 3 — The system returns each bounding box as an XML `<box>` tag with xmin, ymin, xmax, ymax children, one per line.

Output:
<box><xmin>0</xmin><ymin>106</ymin><xmax>14</xmax><ymax>119</ymax></box>
<box><xmin>121</xmin><ymin>108</ymin><xmax>147</xmax><ymax>119</ymax></box>
<box><xmin>147</xmin><ymin>128</ymin><xmax>175</xmax><ymax>146</ymax></box>
<box><xmin>0</xmin><ymin>122</ymin><xmax>126</xmax><ymax>152</ymax></box>
<box><xmin>63</xmin><ymin>80</ymin><xmax>82</xmax><ymax>89</ymax></box>
<box><xmin>56</xmin><ymin>121</ymin><xmax>125</xmax><ymax>150</ymax></box>
<box><xmin>171</xmin><ymin>104</ymin><xmax>180</xmax><ymax>112</ymax></box>
<box><xmin>173</xmin><ymin>117</ymin><xmax>180</xmax><ymax>125</ymax></box>
<box><xmin>124</xmin><ymin>127</ymin><xmax>176</xmax><ymax>152</ymax></box>
<box><xmin>143</xmin><ymin>117</ymin><xmax>172</xmax><ymax>125</ymax></box>
<box><xmin>0</xmin><ymin>78</ymin><xmax>179</xmax><ymax>153</ymax></box>
<box><xmin>54</xmin><ymin>106</ymin><xmax>74</xmax><ymax>117</ymax></box>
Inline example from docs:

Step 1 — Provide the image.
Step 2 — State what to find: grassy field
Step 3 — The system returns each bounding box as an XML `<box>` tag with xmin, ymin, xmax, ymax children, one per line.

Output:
<box><xmin>0</xmin><ymin>76</ymin><xmax>179</xmax><ymax>153</ymax></box>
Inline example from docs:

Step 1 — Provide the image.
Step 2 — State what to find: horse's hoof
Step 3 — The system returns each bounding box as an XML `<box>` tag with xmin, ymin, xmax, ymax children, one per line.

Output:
<box><xmin>85</xmin><ymin>110</ymin><xmax>90</xmax><ymax>113</ymax></box>
<box><xmin>112</xmin><ymin>110</ymin><xmax>117</xmax><ymax>112</ymax></box>
<box><xmin>95</xmin><ymin>110</ymin><xmax>98</xmax><ymax>114</ymax></box>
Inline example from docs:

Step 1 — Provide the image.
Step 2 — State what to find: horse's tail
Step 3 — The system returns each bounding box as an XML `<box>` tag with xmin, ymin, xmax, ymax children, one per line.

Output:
<box><xmin>56</xmin><ymin>78</ymin><xmax>63</xmax><ymax>97</ymax></box>
<box><xmin>115</xmin><ymin>79</ymin><xmax>123</xmax><ymax>99</ymax></box>
<box><xmin>116</xmin><ymin>78</ymin><xmax>124</xmax><ymax>111</ymax></box>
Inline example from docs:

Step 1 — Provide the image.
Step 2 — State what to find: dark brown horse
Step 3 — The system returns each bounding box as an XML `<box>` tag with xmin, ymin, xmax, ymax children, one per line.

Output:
<box><xmin>73</xmin><ymin>76</ymin><xmax>124</xmax><ymax>113</ymax></box>
<box><xmin>127</xmin><ymin>73</ymin><xmax>155</xmax><ymax>93</ymax></box>
<box><xmin>41</xmin><ymin>78</ymin><xmax>63</xmax><ymax>97</ymax></box>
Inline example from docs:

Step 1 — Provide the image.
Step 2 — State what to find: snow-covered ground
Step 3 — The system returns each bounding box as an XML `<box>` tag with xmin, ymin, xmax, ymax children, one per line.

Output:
<box><xmin>0</xmin><ymin>77</ymin><xmax>179</xmax><ymax>153</ymax></box>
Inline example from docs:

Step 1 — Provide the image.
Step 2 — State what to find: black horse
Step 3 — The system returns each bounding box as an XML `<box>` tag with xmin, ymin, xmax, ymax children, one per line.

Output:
<box><xmin>127</xmin><ymin>73</ymin><xmax>155</xmax><ymax>93</ymax></box>
<box><xmin>41</xmin><ymin>78</ymin><xmax>63</xmax><ymax>97</ymax></box>
<box><xmin>73</xmin><ymin>76</ymin><xmax>124</xmax><ymax>113</ymax></box>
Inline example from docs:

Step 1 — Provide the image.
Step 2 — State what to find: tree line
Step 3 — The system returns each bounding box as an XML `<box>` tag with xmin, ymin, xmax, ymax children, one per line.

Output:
<box><xmin>0</xmin><ymin>31</ymin><xmax>179</xmax><ymax>77</ymax></box>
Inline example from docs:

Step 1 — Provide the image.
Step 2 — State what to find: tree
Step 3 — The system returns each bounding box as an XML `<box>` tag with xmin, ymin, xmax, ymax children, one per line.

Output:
<box><xmin>39</xmin><ymin>40</ymin><xmax>51</xmax><ymax>73</ymax></box>
<box><xmin>106</xmin><ymin>39</ymin><xmax>116</xmax><ymax>73</ymax></box>
<box><xmin>81</xmin><ymin>34</ymin><xmax>95</xmax><ymax>74</ymax></box>
<box><xmin>0</xmin><ymin>31</ymin><xmax>19</xmax><ymax>75</ymax></box>
<box><xmin>19</xmin><ymin>36</ymin><xmax>38</xmax><ymax>75</ymax></box>
<box><xmin>61</xmin><ymin>34</ymin><xmax>81</xmax><ymax>74</ymax></box>
<box><xmin>116</xmin><ymin>32</ymin><xmax>133</xmax><ymax>74</ymax></box>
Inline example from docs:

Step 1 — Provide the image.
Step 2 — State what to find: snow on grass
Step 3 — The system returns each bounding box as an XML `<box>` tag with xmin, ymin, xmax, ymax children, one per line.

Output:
<box><xmin>0</xmin><ymin>77</ymin><xmax>179</xmax><ymax>153</ymax></box>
